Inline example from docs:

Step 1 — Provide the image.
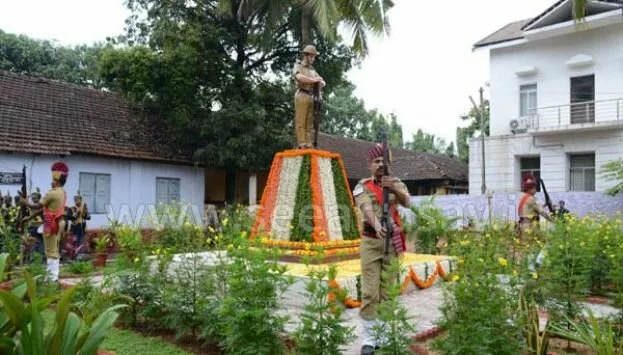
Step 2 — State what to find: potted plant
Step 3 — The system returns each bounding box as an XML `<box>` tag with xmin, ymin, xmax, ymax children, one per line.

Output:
<box><xmin>92</xmin><ymin>235</ymin><xmax>110</xmax><ymax>268</ymax></box>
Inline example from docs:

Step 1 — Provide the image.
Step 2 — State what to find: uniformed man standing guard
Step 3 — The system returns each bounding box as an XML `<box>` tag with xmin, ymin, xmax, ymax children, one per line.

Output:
<box><xmin>353</xmin><ymin>143</ymin><xmax>411</xmax><ymax>355</ymax></box>
<box><xmin>20</xmin><ymin>161</ymin><xmax>69</xmax><ymax>282</ymax></box>
<box><xmin>293</xmin><ymin>44</ymin><xmax>325</xmax><ymax>149</ymax></box>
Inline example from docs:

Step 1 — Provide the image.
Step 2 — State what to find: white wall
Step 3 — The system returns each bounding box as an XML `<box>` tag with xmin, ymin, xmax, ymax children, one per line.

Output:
<box><xmin>0</xmin><ymin>153</ymin><xmax>205</xmax><ymax>229</ymax></box>
<box><xmin>489</xmin><ymin>22</ymin><xmax>623</xmax><ymax>136</ymax></box>
<box><xmin>468</xmin><ymin>129</ymin><xmax>623</xmax><ymax>194</ymax></box>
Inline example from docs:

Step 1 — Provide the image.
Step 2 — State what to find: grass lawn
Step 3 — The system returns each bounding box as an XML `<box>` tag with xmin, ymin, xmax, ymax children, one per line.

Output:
<box><xmin>41</xmin><ymin>310</ymin><xmax>192</xmax><ymax>355</ymax></box>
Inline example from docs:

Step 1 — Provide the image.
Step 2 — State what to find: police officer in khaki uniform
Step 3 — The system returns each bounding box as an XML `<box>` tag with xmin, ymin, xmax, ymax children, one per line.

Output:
<box><xmin>517</xmin><ymin>173</ymin><xmax>554</xmax><ymax>235</ymax></box>
<box><xmin>517</xmin><ymin>173</ymin><xmax>555</xmax><ymax>271</ymax></box>
<box><xmin>20</xmin><ymin>161</ymin><xmax>69</xmax><ymax>282</ymax></box>
<box><xmin>353</xmin><ymin>143</ymin><xmax>410</xmax><ymax>354</ymax></box>
<box><xmin>293</xmin><ymin>44</ymin><xmax>325</xmax><ymax>148</ymax></box>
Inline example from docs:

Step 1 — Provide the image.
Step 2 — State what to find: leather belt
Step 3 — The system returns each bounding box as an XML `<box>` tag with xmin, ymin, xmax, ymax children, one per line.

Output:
<box><xmin>297</xmin><ymin>88</ymin><xmax>313</xmax><ymax>95</ymax></box>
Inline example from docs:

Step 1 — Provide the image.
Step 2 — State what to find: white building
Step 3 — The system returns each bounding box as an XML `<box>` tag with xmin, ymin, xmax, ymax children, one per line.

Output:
<box><xmin>470</xmin><ymin>0</ymin><xmax>623</xmax><ymax>195</ymax></box>
<box><xmin>0</xmin><ymin>71</ymin><xmax>205</xmax><ymax>229</ymax></box>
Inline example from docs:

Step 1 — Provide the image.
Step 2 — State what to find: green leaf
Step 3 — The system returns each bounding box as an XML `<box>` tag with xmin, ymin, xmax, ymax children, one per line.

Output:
<box><xmin>0</xmin><ymin>335</ymin><xmax>16</xmax><ymax>354</ymax></box>
<box><xmin>0</xmin><ymin>291</ymin><xmax>26</xmax><ymax>329</ymax></box>
<box><xmin>59</xmin><ymin>312</ymin><xmax>82</xmax><ymax>355</ymax></box>
<box><xmin>0</xmin><ymin>253</ymin><xmax>8</xmax><ymax>281</ymax></box>
<box><xmin>78</xmin><ymin>305</ymin><xmax>127</xmax><ymax>355</ymax></box>
<box><xmin>48</xmin><ymin>286</ymin><xmax>78</xmax><ymax>355</ymax></box>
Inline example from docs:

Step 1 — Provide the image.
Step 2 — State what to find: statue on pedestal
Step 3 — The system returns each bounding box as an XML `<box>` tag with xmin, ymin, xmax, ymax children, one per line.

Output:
<box><xmin>292</xmin><ymin>44</ymin><xmax>325</xmax><ymax>149</ymax></box>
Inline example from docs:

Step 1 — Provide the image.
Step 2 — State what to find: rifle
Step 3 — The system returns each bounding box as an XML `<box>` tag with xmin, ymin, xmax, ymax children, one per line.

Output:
<box><xmin>538</xmin><ymin>177</ymin><xmax>555</xmax><ymax>215</ymax></box>
<box><xmin>17</xmin><ymin>165</ymin><xmax>28</xmax><ymax>233</ymax></box>
<box><xmin>312</xmin><ymin>81</ymin><xmax>322</xmax><ymax>148</ymax></box>
<box><xmin>381</xmin><ymin>128</ymin><xmax>393</xmax><ymax>266</ymax></box>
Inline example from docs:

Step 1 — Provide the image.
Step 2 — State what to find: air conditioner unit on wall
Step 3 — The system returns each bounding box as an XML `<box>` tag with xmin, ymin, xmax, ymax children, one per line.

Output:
<box><xmin>509</xmin><ymin>118</ymin><xmax>529</xmax><ymax>133</ymax></box>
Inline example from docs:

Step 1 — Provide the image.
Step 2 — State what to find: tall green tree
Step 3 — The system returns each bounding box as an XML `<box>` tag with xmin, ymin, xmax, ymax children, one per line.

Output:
<box><xmin>322</xmin><ymin>83</ymin><xmax>404</xmax><ymax>146</ymax></box>
<box><xmin>404</xmin><ymin>129</ymin><xmax>449</xmax><ymax>154</ymax></box>
<box><xmin>216</xmin><ymin>0</ymin><xmax>393</xmax><ymax>56</ymax></box>
<box><xmin>0</xmin><ymin>29</ymin><xmax>105</xmax><ymax>88</ymax></box>
<box><xmin>456</xmin><ymin>99</ymin><xmax>489</xmax><ymax>163</ymax></box>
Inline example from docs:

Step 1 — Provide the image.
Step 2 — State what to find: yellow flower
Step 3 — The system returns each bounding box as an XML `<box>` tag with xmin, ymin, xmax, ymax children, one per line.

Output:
<box><xmin>497</xmin><ymin>257</ymin><xmax>508</xmax><ymax>267</ymax></box>
<box><xmin>512</xmin><ymin>269</ymin><xmax>519</xmax><ymax>277</ymax></box>
<box><xmin>531</xmin><ymin>272</ymin><xmax>538</xmax><ymax>279</ymax></box>
<box><xmin>222</xmin><ymin>218</ymin><xmax>229</xmax><ymax>226</ymax></box>
<box><xmin>451</xmin><ymin>275</ymin><xmax>460</xmax><ymax>282</ymax></box>
<box><xmin>459</xmin><ymin>240</ymin><xmax>470</xmax><ymax>246</ymax></box>
<box><xmin>240</xmin><ymin>231</ymin><xmax>247</xmax><ymax>238</ymax></box>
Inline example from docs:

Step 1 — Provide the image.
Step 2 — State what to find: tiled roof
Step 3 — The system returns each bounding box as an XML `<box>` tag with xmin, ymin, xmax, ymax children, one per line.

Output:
<box><xmin>0</xmin><ymin>71</ymin><xmax>196</xmax><ymax>164</ymax></box>
<box><xmin>473</xmin><ymin>19</ymin><xmax>531</xmax><ymax>48</ymax></box>
<box><xmin>316</xmin><ymin>133</ymin><xmax>468</xmax><ymax>182</ymax></box>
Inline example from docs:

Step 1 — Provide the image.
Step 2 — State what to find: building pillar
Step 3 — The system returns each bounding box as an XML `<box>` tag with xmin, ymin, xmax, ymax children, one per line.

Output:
<box><xmin>249</xmin><ymin>173</ymin><xmax>257</xmax><ymax>206</ymax></box>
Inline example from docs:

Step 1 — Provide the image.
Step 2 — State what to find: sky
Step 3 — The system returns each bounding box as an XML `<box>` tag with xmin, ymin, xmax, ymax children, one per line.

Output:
<box><xmin>0</xmin><ymin>0</ymin><xmax>555</xmax><ymax>146</ymax></box>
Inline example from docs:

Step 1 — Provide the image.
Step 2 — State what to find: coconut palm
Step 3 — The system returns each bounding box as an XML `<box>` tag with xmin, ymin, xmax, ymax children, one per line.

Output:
<box><xmin>217</xmin><ymin>0</ymin><xmax>393</xmax><ymax>57</ymax></box>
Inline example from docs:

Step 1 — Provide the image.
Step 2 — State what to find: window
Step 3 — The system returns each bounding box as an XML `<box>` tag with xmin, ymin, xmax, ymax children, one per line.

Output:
<box><xmin>156</xmin><ymin>177</ymin><xmax>180</xmax><ymax>204</ymax></box>
<box><xmin>570</xmin><ymin>75</ymin><xmax>595</xmax><ymax>124</ymax></box>
<box><xmin>520</xmin><ymin>84</ymin><xmax>537</xmax><ymax>117</ymax></box>
<box><xmin>79</xmin><ymin>173</ymin><xmax>111</xmax><ymax>214</ymax></box>
<box><xmin>569</xmin><ymin>153</ymin><xmax>595</xmax><ymax>191</ymax></box>
<box><xmin>519</xmin><ymin>156</ymin><xmax>541</xmax><ymax>192</ymax></box>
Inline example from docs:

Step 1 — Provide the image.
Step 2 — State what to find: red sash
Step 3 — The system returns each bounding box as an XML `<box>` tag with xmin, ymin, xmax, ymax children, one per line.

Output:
<box><xmin>43</xmin><ymin>189</ymin><xmax>66</xmax><ymax>236</ymax></box>
<box><xmin>364</xmin><ymin>180</ymin><xmax>406</xmax><ymax>254</ymax></box>
<box><xmin>517</xmin><ymin>193</ymin><xmax>532</xmax><ymax>217</ymax></box>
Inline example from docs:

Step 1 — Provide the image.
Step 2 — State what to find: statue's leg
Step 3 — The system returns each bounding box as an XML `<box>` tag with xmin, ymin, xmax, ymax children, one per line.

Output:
<box><xmin>294</xmin><ymin>93</ymin><xmax>308</xmax><ymax>147</ymax></box>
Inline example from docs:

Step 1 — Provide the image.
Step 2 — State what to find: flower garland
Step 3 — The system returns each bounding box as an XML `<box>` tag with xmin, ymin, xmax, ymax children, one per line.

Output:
<box><xmin>272</xmin><ymin>156</ymin><xmax>303</xmax><ymax>240</ymax></box>
<box><xmin>291</xmin><ymin>155</ymin><xmax>313</xmax><ymax>242</ymax></box>
<box><xmin>331</xmin><ymin>158</ymin><xmax>359</xmax><ymax>240</ymax></box>
<box><xmin>317</xmin><ymin>156</ymin><xmax>343</xmax><ymax>241</ymax></box>
<box><xmin>251</xmin><ymin>155</ymin><xmax>283</xmax><ymax>239</ymax></box>
<box><xmin>328</xmin><ymin>260</ymin><xmax>451</xmax><ymax>308</ymax></box>
<box><xmin>310</xmin><ymin>155</ymin><xmax>329</xmax><ymax>242</ymax></box>
<box><xmin>260</xmin><ymin>239</ymin><xmax>360</xmax><ymax>249</ymax></box>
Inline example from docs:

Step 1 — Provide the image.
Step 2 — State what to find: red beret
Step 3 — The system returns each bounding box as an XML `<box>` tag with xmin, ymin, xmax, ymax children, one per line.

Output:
<box><xmin>521</xmin><ymin>173</ymin><xmax>537</xmax><ymax>191</ymax></box>
<box><xmin>51</xmin><ymin>161</ymin><xmax>69</xmax><ymax>180</ymax></box>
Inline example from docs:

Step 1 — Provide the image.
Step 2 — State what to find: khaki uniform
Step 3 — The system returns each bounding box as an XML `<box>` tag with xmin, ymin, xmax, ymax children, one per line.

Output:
<box><xmin>517</xmin><ymin>193</ymin><xmax>546</xmax><ymax>235</ymax></box>
<box><xmin>353</xmin><ymin>177</ymin><xmax>409</xmax><ymax>320</ymax></box>
<box><xmin>293</xmin><ymin>60</ymin><xmax>320</xmax><ymax>146</ymax></box>
<box><xmin>40</xmin><ymin>187</ymin><xmax>66</xmax><ymax>259</ymax></box>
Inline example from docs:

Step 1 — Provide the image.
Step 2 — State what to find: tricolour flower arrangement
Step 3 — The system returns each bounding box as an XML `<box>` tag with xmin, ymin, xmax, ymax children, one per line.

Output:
<box><xmin>251</xmin><ymin>148</ymin><xmax>362</xmax><ymax>261</ymax></box>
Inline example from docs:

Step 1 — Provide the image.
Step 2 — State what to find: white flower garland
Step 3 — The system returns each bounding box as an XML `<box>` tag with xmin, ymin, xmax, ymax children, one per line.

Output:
<box><xmin>317</xmin><ymin>157</ymin><xmax>343</xmax><ymax>241</ymax></box>
<box><xmin>271</xmin><ymin>156</ymin><xmax>302</xmax><ymax>240</ymax></box>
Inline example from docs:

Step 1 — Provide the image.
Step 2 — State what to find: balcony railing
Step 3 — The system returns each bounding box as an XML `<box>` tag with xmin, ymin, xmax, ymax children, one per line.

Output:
<box><xmin>512</xmin><ymin>98</ymin><xmax>623</xmax><ymax>132</ymax></box>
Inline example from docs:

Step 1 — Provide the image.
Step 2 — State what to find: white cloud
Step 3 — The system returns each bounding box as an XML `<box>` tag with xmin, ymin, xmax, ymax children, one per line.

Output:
<box><xmin>0</xmin><ymin>0</ymin><xmax>554</xmax><ymax>146</ymax></box>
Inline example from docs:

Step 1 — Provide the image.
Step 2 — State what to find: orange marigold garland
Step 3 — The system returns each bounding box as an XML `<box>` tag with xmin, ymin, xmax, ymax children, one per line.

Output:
<box><xmin>310</xmin><ymin>155</ymin><xmax>330</xmax><ymax>242</ymax></box>
<box><xmin>251</xmin><ymin>155</ymin><xmax>283</xmax><ymax>239</ymax></box>
<box><xmin>327</xmin><ymin>262</ymin><xmax>450</xmax><ymax>308</ymax></box>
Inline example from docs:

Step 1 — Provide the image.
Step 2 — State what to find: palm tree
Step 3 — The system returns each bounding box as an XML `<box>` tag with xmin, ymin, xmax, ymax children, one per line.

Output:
<box><xmin>217</xmin><ymin>0</ymin><xmax>393</xmax><ymax>57</ymax></box>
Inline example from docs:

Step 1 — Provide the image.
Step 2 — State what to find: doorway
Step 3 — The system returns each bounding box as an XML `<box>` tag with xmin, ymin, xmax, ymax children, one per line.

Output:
<box><xmin>570</xmin><ymin>74</ymin><xmax>595</xmax><ymax>124</ymax></box>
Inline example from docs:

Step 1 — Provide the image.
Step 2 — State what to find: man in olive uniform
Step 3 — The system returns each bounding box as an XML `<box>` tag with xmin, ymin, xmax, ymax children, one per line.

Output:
<box><xmin>517</xmin><ymin>173</ymin><xmax>555</xmax><ymax>271</ymax></box>
<box><xmin>517</xmin><ymin>173</ymin><xmax>554</xmax><ymax>235</ymax></box>
<box><xmin>353</xmin><ymin>143</ymin><xmax>410</xmax><ymax>354</ymax></box>
<box><xmin>70</xmin><ymin>190</ymin><xmax>89</xmax><ymax>247</ymax></box>
<box><xmin>293</xmin><ymin>44</ymin><xmax>325</xmax><ymax>148</ymax></box>
<box><xmin>20</xmin><ymin>161</ymin><xmax>69</xmax><ymax>282</ymax></box>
